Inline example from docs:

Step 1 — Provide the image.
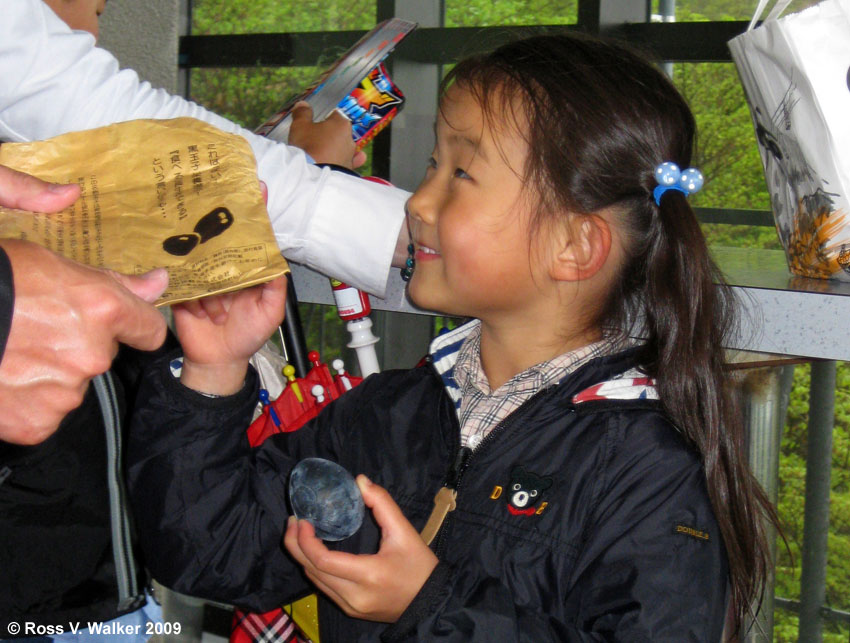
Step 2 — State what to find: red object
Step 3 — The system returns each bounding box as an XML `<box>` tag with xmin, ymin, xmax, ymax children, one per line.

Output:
<box><xmin>330</xmin><ymin>279</ymin><xmax>371</xmax><ymax>320</ymax></box>
<box><xmin>230</xmin><ymin>607</ymin><xmax>303</xmax><ymax>643</ymax></box>
<box><xmin>246</xmin><ymin>357</ymin><xmax>362</xmax><ymax>447</ymax></box>
<box><xmin>308</xmin><ymin>351</ymin><xmax>336</xmax><ymax>390</ymax></box>
<box><xmin>361</xmin><ymin>176</ymin><xmax>392</xmax><ymax>187</ymax></box>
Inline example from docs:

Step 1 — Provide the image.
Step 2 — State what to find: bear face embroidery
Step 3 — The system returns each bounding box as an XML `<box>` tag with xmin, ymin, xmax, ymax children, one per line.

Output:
<box><xmin>506</xmin><ymin>465</ymin><xmax>552</xmax><ymax>516</ymax></box>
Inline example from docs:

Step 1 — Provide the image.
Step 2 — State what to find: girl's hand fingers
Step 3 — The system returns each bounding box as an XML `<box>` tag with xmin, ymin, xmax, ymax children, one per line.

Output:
<box><xmin>290</xmin><ymin>520</ymin><xmax>370</xmax><ymax>612</ymax></box>
<box><xmin>283</xmin><ymin>516</ymin><xmax>305</xmax><ymax>562</ymax></box>
<box><xmin>357</xmin><ymin>475</ymin><xmax>419</xmax><ymax>541</ymax></box>
<box><xmin>284</xmin><ymin>517</ymin><xmax>343</xmax><ymax>576</ymax></box>
<box><xmin>302</xmin><ymin>567</ymin><xmax>357</xmax><ymax>616</ymax></box>
<box><xmin>259</xmin><ymin>276</ymin><xmax>287</xmax><ymax>320</ymax></box>
<box><xmin>287</xmin><ymin>518</ymin><xmax>367</xmax><ymax>583</ymax></box>
<box><xmin>198</xmin><ymin>293</ymin><xmax>231</xmax><ymax>324</ymax></box>
<box><xmin>284</xmin><ymin>480</ymin><xmax>438</xmax><ymax>622</ymax></box>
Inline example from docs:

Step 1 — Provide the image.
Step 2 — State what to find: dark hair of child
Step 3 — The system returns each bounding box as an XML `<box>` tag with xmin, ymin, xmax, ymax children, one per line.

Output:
<box><xmin>442</xmin><ymin>32</ymin><xmax>778</xmax><ymax>636</ymax></box>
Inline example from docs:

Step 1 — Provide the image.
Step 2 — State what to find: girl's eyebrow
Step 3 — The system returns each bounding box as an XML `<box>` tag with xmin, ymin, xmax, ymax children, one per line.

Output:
<box><xmin>434</xmin><ymin>121</ymin><xmax>488</xmax><ymax>162</ymax></box>
<box><xmin>447</xmin><ymin>133</ymin><xmax>488</xmax><ymax>162</ymax></box>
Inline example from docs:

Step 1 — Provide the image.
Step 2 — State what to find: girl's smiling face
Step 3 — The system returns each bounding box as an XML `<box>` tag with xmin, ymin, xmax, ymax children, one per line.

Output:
<box><xmin>405</xmin><ymin>84</ymin><xmax>553</xmax><ymax>323</ymax></box>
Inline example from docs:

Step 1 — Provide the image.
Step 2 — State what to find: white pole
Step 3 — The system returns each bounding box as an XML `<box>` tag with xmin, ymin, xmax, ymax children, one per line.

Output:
<box><xmin>346</xmin><ymin>317</ymin><xmax>380</xmax><ymax>377</ymax></box>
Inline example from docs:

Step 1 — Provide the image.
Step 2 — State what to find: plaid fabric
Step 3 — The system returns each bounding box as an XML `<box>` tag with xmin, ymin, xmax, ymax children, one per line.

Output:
<box><xmin>451</xmin><ymin>322</ymin><xmax>613</xmax><ymax>450</ymax></box>
<box><xmin>230</xmin><ymin>607</ymin><xmax>310</xmax><ymax>643</ymax></box>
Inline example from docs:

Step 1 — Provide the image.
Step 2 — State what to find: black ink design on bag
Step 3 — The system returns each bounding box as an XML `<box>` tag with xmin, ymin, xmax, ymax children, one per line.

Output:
<box><xmin>163</xmin><ymin>207</ymin><xmax>234</xmax><ymax>256</ymax></box>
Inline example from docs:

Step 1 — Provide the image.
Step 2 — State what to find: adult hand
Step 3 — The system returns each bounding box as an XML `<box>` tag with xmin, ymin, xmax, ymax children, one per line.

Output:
<box><xmin>0</xmin><ymin>240</ymin><xmax>168</xmax><ymax>445</ymax></box>
<box><xmin>288</xmin><ymin>102</ymin><xmax>367</xmax><ymax>170</ymax></box>
<box><xmin>284</xmin><ymin>475</ymin><xmax>439</xmax><ymax>623</ymax></box>
<box><xmin>174</xmin><ymin>276</ymin><xmax>287</xmax><ymax>396</ymax></box>
<box><xmin>0</xmin><ymin>164</ymin><xmax>80</xmax><ymax>212</ymax></box>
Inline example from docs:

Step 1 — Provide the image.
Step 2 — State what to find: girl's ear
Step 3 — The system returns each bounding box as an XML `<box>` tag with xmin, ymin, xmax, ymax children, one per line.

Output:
<box><xmin>548</xmin><ymin>214</ymin><xmax>612</xmax><ymax>282</ymax></box>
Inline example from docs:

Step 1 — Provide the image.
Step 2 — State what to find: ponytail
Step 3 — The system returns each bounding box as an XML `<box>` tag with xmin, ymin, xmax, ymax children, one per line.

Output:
<box><xmin>631</xmin><ymin>191</ymin><xmax>776</xmax><ymax>634</ymax></box>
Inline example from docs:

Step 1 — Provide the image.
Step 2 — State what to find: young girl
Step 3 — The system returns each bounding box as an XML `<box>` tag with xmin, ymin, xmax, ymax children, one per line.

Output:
<box><xmin>127</xmin><ymin>32</ymin><xmax>774</xmax><ymax>641</ymax></box>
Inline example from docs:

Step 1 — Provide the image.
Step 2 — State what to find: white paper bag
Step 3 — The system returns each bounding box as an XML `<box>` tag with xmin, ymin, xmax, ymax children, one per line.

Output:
<box><xmin>729</xmin><ymin>0</ymin><xmax>850</xmax><ymax>279</ymax></box>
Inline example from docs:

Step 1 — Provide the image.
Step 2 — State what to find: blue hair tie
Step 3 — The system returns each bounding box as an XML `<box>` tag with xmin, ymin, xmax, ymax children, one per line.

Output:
<box><xmin>653</xmin><ymin>162</ymin><xmax>704</xmax><ymax>206</ymax></box>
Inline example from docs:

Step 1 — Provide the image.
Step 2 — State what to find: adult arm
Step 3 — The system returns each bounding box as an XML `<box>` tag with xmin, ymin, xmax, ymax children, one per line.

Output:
<box><xmin>0</xmin><ymin>233</ymin><xmax>170</xmax><ymax>447</ymax></box>
<box><xmin>0</xmin><ymin>0</ymin><xmax>409</xmax><ymax>296</ymax></box>
<box><xmin>0</xmin><ymin>239</ymin><xmax>169</xmax><ymax>445</ymax></box>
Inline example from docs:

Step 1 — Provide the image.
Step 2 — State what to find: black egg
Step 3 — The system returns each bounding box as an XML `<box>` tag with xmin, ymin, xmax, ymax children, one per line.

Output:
<box><xmin>288</xmin><ymin>458</ymin><xmax>364</xmax><ymax>541</ymax></box>
<box><xmin>194</xmin><ymin>206</ymin><xmax>234</xmax><ymax>243</ymax></box>
<box><xmin>162</xmin><ymin>233</ymin><xmax>200</xmax><ymax>256</ymax></box>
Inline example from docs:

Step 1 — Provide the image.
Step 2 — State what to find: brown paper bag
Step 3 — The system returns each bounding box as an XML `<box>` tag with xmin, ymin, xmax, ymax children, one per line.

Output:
<box><xmin>0</xmin><ymin>117</ymin><xmax>288</xmax><ymax>305</ymax></box>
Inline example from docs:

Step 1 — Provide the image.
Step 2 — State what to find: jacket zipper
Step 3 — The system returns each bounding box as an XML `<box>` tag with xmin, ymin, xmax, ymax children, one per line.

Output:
<box><xmin>93</xmin><ymin>373</ymin><xmax>142</xmax><ymax>612</ymax></box>
<box><xmin>428</xmin><ymin>361</ymin><xmax>564</xmax><ymax>557</ymax></box>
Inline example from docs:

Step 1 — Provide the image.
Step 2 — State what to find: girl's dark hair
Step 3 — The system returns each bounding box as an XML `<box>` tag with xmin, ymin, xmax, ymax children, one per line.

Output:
<box><xmin>443</xmin><ymin>32</ymin><xmax>776</xmax><ymax>635</ymax></box>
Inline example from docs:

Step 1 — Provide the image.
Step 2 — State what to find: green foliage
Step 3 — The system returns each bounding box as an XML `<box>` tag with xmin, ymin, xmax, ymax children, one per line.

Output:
<box><xmin>773</xmin><ymin>362</ymin><xmax>850</xmax><ymax>640</ymax></box>
<box><xmin>670</xmin><ymin>5</ymin><xmax>776</xmax><ymax>253</ymax></box>
<box><xmin>445</xmin><ymin>1</ymin><xmax>577</xmax><ymax>26</ymax></box>
<box><xmin>190</xmin><ymin>0</ymin><xmax>379</xmax><ymax>129</ymax></box>
<box><xmin>700</xmin><ymin>223</ymin><xmax>782</xmax><ymax>250</ymax></box>
<box><xmin>652</xmin><ymin>0</ymin><xmax>819</xmax><ymax>21</ymax></box>
<box><xmin>675</xmin><ymin>61</ymin><xmax>771</xmax><ymax>213</ymax></box>
<box><xmin>191</xmin><ymin>0</ymin><xmax>377</xmax><ymax>35</ymax></box>
<box><xmin>189</xmin><ymin>67</ymin><xmax>318</xmax><ymax>129</ymax></box>
<box><xmin>298</xmin><ymin>302</ymin><xmax>350</xmax><ymax>365</ymax></box>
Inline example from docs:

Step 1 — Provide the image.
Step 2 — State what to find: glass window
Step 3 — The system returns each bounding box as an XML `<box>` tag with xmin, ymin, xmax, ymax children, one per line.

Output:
<box><xmin>671</xmin><ymin>62</ymin><xmax>780</xmax><ymax>250</ymax></box>
<box><xmin>189</xmin><ymin>67</ymin><xmax>319</xmax><ymax>130</ymax></box>
<box><xmin>190</xmin><ymin>0</ymin><xmax>377</xmax><ymax>35</ymax></box>
<box><xmin>445</xmin><ymin>0</ymin><xmax>577</xmax><ymax>27</ymax></box>
<box><xmin>188</xmin><ymin>2</ymin><xmax>387</xmax><ymax>375</ymax></box>
<box><xmin>651</xmin><ymin>0</ymin><xmax>820</xmax><ymax>22</ymax></box>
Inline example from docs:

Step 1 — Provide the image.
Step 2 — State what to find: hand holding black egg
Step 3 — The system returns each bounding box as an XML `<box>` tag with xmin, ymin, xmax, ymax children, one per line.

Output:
<box><xmin>283</xmin><ymin>474</ymin><xmax>439</xmax><ymax>623</ymax></box>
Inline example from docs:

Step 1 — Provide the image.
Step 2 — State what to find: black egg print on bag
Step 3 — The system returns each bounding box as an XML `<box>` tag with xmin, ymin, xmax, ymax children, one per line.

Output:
<box><xmin>163</xmin><ymin>233</ymin><xmax>200</xmax><ymax>256</ymax></box>
<box><xmin>163</xmin><ymin>206</ymin><xmax>234</xmax><ymax>256</ymax></box>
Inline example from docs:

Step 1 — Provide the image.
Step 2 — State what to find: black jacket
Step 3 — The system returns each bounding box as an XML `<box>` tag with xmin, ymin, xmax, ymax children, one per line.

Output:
<box><xmin>0</xmin><ymin>334</ymin><xmax>176</xmax><ymax>634</ymax></box>
<box><xmin>127</xmin><ymin>340</ymin><xmax>728</xmax><ymax>642</ymax></box>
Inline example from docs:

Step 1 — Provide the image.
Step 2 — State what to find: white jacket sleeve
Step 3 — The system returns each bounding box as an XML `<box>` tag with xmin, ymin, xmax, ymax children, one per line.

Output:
<box><xmin>0</xmin><ymin>0</ymin><xmax>408</xmax><ymax>296</ymax></box>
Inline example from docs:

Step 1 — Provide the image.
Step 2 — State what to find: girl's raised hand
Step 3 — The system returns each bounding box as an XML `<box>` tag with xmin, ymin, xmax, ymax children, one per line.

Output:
<box><xmin>174</xmin><ymin>276</ymin><xmax>287</xmax><ymax>395</ymax></box>
<box><xmin>284</xmin><ymin>475</ymin><xmax>439</xmax><ymax>623</ymax></box>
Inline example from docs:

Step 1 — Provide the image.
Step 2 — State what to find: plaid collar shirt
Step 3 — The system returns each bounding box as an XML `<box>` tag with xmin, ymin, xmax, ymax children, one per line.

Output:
<box><xmin>452</xmin><ymin>323</ymin><xmax>613</xmax><ymax>451</ymax></box>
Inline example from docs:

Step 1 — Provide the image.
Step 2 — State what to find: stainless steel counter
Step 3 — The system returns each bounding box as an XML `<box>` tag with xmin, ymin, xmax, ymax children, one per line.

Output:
<box><xmin>290</xmin><ymin>246</ymin><xmax>850</xmax><ymax>361</ymax></box>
